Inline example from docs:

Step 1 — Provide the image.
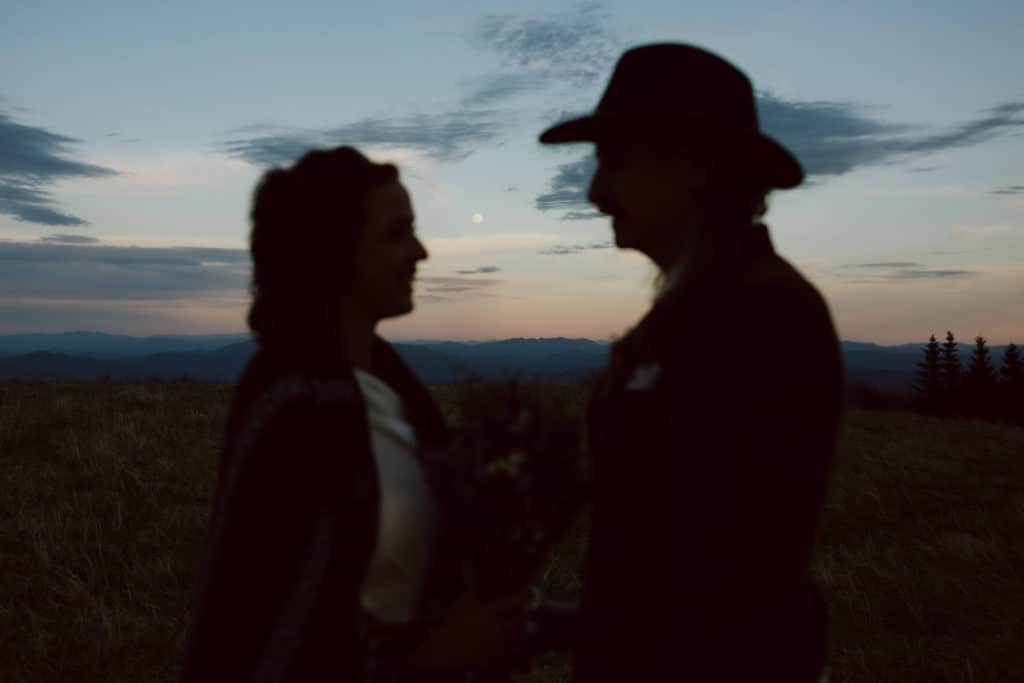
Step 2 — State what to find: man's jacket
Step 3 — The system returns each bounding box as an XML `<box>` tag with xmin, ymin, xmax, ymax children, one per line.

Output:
<box><xmin>574</xmin><ymin>223</ymin><xmax>842</xmax><ymax>682</ymax></box>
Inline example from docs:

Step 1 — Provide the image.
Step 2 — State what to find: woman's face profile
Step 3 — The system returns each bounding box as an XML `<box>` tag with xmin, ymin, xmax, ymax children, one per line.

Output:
<box><xmin>349</xmin><ymin>180</ymin><xmax>428</xmax><ymax>322</ymax></box>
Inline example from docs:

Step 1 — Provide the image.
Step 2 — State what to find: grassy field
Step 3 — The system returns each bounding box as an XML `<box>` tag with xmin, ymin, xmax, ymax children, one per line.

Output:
<box><xmin>2</xmin><ymin>378</ymin><xmax>1023</xmax><ymax>682</ymax></box>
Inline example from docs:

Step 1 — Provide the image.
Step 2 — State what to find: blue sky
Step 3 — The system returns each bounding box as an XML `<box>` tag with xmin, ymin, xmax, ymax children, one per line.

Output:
<box><xmin>2</xmin><ymin>1</ymin><xmax>1022</xmax><ymax>343</ymax></box>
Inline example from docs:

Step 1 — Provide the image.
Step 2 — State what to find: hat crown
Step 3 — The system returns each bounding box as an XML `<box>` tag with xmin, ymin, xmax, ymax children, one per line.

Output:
<box><xmin>538</xmin><ymin>42</ymin><xmax>804</xmax><ymax>189</ymax></box>
<box><xmin>596</xmin><ymin>43</ymin><xmax>759</xmax><ymax>132</ymax></box>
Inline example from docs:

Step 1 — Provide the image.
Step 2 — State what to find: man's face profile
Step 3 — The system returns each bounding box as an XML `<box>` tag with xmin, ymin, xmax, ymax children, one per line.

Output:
<box><xmin>588</xmin><ymin>132</ymin><xmax>712</xmax><ymax>267</ymax></box>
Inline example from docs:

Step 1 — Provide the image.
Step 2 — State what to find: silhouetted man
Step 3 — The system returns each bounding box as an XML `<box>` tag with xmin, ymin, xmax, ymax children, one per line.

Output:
<box><xmin>539</xmin><ymin>44</ymin><xmax>841</xmax><ymax>682</ymax></box>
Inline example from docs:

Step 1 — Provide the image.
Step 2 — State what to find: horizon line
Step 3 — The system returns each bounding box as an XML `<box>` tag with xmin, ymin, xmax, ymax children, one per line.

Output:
<box><xmin>0</xmin><ymin>330</ymin><xmax>1020</xmax><ymax>347</ymax></box>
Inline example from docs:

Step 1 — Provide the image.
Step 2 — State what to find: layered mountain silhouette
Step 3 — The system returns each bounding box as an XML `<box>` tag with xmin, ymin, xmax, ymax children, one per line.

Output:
<box><xmin>0</xmin><ymin>334</ymin><xmax>608</xmax><ymax>383</ymax></box>
<box><xmin>0</xmin><ymin>332</ymin><xmax>251</xmax><ymax>357</ymax></box>
<box><xmin>0</xmin><ymin>332</ymin><xmax>1008</xmax><ymax>391</ymax></box>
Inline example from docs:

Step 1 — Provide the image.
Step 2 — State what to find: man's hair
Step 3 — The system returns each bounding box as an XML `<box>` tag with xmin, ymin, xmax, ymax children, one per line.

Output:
<box><xmin>661</xmin><ymin>134</ymin><xmax>772</xmax><ymax>225</ymax></box>
<box><xmin>704</xmin><ymin>178</ymin><xmax>770</xmax><ymax>224</ymax></box>
<box><xmin>247</xmin><ymin>146</ymin><xmax>398</xmax><ymax>346</ymax></box>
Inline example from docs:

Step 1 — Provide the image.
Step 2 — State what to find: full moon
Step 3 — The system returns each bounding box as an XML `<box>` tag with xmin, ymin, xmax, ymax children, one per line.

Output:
<box><xmin>471</xmin><ymin>212</ymin><xmax>484</xmax><ymax>224</ymax></box>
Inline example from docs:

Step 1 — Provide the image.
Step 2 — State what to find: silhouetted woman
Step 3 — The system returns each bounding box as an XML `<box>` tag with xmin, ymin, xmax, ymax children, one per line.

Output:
<box><xmin>181</xmin><ymin>147</ymin><xmax>526</xmax><ymax>682</ymax></box>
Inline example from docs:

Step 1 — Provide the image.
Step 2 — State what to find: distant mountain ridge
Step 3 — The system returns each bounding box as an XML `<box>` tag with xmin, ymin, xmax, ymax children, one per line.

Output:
<box><xmin>0</xmin><ymin>335</ymin><xmax>610</xmax><ymax>384</ymax></box>
<box><xmin>0</xmin><ymin>332</ymin><xmax>1014</xmax><ymax>391</ymax></box>
<box><xmin>0</xmin><ymin>331</ymin><xmax>251</xmax><ymax>357</ymax></box>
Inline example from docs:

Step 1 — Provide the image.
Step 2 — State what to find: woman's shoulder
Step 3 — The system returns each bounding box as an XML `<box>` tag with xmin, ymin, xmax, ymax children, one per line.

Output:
<box><xmin>236</xmin><ymin>341</ymin><xmax>356</xmax><ymax>403</ymax></box>
<box><xmin>214</xmin><ymin>349</ymin><xmax>373</xmax><ymax>518</ymax></box>
<box><xmin>230</xmin><ymin>349</ymin><xmax>361</xmax><ymax>442</ymax></box>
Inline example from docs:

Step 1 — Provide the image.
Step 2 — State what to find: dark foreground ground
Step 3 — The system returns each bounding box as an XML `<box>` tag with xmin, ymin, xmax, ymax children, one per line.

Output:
<box><xmin>2</xmin><ymin>378</ymin><xmax>1022</xmax><ymax>682</ymax></box>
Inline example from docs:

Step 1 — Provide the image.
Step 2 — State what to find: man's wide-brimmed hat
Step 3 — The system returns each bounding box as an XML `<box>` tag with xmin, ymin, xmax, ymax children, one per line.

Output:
<box><xmin>539</xmin><ymin>43</ymin><xmax>804</xmax><ymax>189</ymax></box>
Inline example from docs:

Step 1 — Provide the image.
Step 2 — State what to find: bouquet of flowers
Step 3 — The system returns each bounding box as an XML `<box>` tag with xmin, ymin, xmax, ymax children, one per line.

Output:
<box><xmin>441</xmin><ymin>377</ymin><xmax>590</xmax><ymax>598</ymax></box>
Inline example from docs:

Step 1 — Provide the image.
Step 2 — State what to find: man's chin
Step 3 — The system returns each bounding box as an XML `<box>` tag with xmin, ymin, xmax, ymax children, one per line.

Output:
<box><xmin>377</xmin><ymin>296</ymin><xmax>415</xmax><ymax>320</ymax></box>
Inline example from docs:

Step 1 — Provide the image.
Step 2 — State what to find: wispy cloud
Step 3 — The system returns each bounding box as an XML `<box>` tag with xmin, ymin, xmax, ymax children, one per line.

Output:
<box><xmin>453</xmin><ymin>266</ymin><xmax>501</xmax><ymax>275</ymax></box>
<box><xmin>0</xmin><ymin>111</ymin><xmax>117</xmax><ymax>225</ymax></box>
<box><xmin>419</xmin><ymin>275</ymin><xmax>502</xmax><ymax>290</ymax></box>
<box><xmin>225</xmin><ymin>5</ymin><xmax>616</xmax><ymax>179</ymax></box>
<box><xmin>851</xmin><ymin>262</ymin><xmax>921</xmax><ymax>269</ymax></box>
<box><xmin>888</xmin><ymin>269</ymin><xmax>972</xmax><ymax>279</ymax></box>
<box><xmin>0</xmin><ymin>241</ymin><xmax>249</xmax><ymax>300</ymax></box>
<box><xmin>223</xmin><ymin>110</ymin><xmax>508</xmax><ymax>167</ymax></box>
<box><xmin>0</xmin><ymin>113</ymin><xmax>116</xmax><ymax>179</ymax></box>
<box><xmin>103</xmin><ymin>131</ymin><xmax>143</xmax><ymax>144</ymax></box>
<box><xmin>534</xmin><ymin>98</ymin><xmax>1024</xmax><ymax>217</ymax></box>
<box><xmin>761</xmin><ymin>96</ymin><xmax>1024</xmax><ymax>178</ymax></box>
<box><xmin>415</xmin><ymin>295</ymin><xmax>454</xmax><ymax>304</ymax></box>
<box><xmin>39</xmin><ymin>233</ymin><xmax>101</xmax><ymax>244</ymax></box>
<box><xmin>467</xmin><ymin>2</ymin><xmax>617</xmax><ymax>107</ymax></box>
<box><xmin>227</xmin><ymin>5</ymin><xmax>618</xmax><ymax>169</ymax></box>
<box><xmin>0</xmin><ymin>182</ymin><xmax>88</xmax><ymax>226</ymax></box>
<box><xmin>226</xmin><ymin>7</ymin><xmax>616</xmax><ymax>169</ymax></box>
<box><xmin>535</xmin><ymin>153</ymin><xmax>596</xmax><ymax>217</ymax></box>
<box><xmin>825</xmin><ymin>263</ymin><xmax>1024</xmax><ymax>344</ymax></box>
<box><xmin>561</xmin><ymin>210</ymin><xmax>604</xmax><ymax>221</ymax></box>
<box><xmin>416</xmin><ymin>275</ymin><xmax>502</xmax><ymax>302</ymax></box>
<box><xmin>840</xmin><ymin>261</ymin><xmax>973</xmax><ymax>282</ymax></box>
<box><xmin>460</xmin><ymin>73</ymin><xmax>548</xmax><ymax>108</ymax></box>
<box><xmin>538</xmin><ymin>240</ymin><xmax>612</xmax><ymax>255</ymax></box>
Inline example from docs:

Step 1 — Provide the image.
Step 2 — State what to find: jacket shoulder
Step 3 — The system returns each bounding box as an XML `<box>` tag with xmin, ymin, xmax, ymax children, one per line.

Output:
<box><xmin>730</xmin><ymin>253</ymin><xmax>836</xmax><ymax>334</ymax></box>
<box><xmin>235</xmin><ymin>374</ymin><xmax>358</xmax><ymax>445</ymax></box>
<box><xmin>216</xmin><ymin>357</ymin><xmax>367</xmax><ymax>528</ymax></box>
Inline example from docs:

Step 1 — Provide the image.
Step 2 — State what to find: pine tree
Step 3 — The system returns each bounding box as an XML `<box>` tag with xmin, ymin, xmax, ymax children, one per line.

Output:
<box><xmin>999</xmin><ymin>343</ymin><xmax>1024</xmax><ymax>425</ymax></box>
<box><xmin>940</xmin><ymin>331</ymin><xmax>962</xmax><ymax>415</ymax></box>
<box><xmin>913</xmin><ymin>334</ymin><xmax>942</xmax><ymax>414</ymax></box>
<box><xmin>1001</xmin><ymin>343</ymin><xmax>1024</xmax><ymax>384</ymax></box>
<box><xmin>965</xmin><ymin>336</ymin><xmax>998</xmax><ymax>418</ymax></box>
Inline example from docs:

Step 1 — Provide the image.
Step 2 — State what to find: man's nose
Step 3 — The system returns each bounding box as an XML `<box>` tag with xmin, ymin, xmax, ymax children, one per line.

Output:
<box><xmin>414</xmin><ymin>238</ymin><xmax>429</xmax><ymax>261</ymax></box>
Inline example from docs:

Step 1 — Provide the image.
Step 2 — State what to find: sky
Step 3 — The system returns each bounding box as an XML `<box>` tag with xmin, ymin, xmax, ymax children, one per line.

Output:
<box><xmin>2</xmin><ymin>0</ymin><xmax>1022</xmax><ymax>344</ymax></box>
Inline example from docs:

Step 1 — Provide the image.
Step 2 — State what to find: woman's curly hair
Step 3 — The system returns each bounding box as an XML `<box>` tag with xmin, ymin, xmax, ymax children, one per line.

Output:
<box><xmin>247</xmin><ymin>146</ymin><xmax>397</xmax><ymax>346</ymax></box>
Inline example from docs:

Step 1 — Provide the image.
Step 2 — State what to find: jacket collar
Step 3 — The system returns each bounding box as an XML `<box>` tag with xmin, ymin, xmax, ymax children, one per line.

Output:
<box><xmin>370</xmin><ymin>338</ymin><xmax>452</xmax><ymax>449</ymax></box>
<box><xmin>253</xmin><ymin>333</ymin><xmax>450</xmax><ymax>448</ymax></box>
<box><xmin>616</xmin><ymin>223</ymin><xmax>776</xmax><ymax>360</ymax></box>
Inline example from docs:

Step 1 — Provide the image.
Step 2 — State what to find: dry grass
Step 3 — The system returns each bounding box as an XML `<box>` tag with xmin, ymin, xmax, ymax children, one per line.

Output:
<box><xmin>1</xmin><ymin>379</ymin><xmax>1022</xmax><ymax>682</ymax></box>
<box><xmin>1</xmin><ymin>379</ymin><xmax>230</xmax><ymax>682</ymax></box>
<box><xmin>814</xmin><ymin>411</ymin><xmax>1024</xmax><ymax>681</ymax></box>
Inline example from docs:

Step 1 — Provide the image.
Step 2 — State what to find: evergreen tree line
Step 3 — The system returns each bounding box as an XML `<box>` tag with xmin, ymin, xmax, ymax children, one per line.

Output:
<box><xmin>914</xmin><ymin>332</ymin><xmax>1024</xmax><ymax>425</ymax></box>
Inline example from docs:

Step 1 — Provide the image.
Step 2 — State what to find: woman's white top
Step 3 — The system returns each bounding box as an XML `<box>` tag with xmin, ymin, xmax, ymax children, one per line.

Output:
<box><xmin>354</xmin><ymin>369</ymin><xmax>439</xmax><ymax>623</ymax></box>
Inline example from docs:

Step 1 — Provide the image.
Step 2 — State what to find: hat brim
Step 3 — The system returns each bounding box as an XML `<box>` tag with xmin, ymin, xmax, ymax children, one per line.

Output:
<box><xmin>539</xmin><ymin>114</ymin><xmax>804</xmax><ymax>189</ymax></box>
